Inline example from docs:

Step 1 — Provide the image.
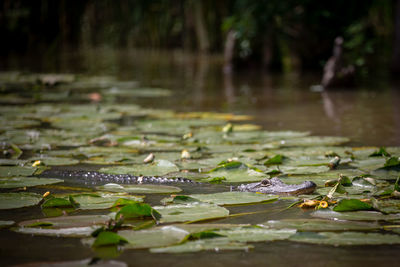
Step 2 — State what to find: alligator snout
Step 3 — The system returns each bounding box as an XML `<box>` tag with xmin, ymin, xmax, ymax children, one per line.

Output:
<box><xmin>237</xmin><ymin>177</ymin><xmax>316</xmax><ymax>195</ymax></box>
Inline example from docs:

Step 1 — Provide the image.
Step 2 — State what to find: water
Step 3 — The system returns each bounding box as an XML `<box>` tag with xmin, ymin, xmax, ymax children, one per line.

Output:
<box><xmin>4</xmin><ymin>47</ymin><xmax>399</xmax><ymax>146</ymax></box>
<box><xmin>1</xmin><ymin>48</ymin><xmax>400</xmax><ymax>266</ymax></box>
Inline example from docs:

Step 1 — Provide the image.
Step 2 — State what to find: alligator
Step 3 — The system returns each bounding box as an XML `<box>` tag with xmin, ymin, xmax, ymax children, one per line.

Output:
<box><xmin>236</xmin><ymin>177</ymin><xmax>316</xmax><ymax>195</ymax></box>
<box><xmin>42</xmin><ymin>170</ymin><xmax>316</xmax><ymax>195</ymax></box>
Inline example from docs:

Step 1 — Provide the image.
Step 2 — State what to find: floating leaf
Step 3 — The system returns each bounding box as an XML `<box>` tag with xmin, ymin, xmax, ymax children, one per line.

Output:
<box><xmin>311</xmin><ymin>209</ymin><xmax>400</xmax><ymax>221</ymax></box>
<box><xmin>0</xmin><ymin>177</ymin><xmax>63</xmax><ymax>188</ymax></box>
<box><xmin>332</xmin><ymin>199</ymin><xmax>373</xmax><ymax>212</ymax></box>
<box><xmin>150</xmin><ymin>237</ymin><xmax>252</xmax><ymax>253</ymax></box>
<box><xmin>188</xmin><ymin>192</ymin><xmax>278</xmax><ymax>205</ymax></box>
<box><xmin>0</xmin><ymin>192</ymin><xmax>42</xmax><ymax>209</ymax></box>
<box><xmin>262</xmin><ymin>219</ymin><xmax>380</xmax><ymax>231</ymax></box>
<box><xmin>97</xmin><ymin>183</ymin><xmax>182</xmax><ymax>194</ymax></box>
<box><xmin>153</xmin><ymin>203</ymin><xmax>229</xmax><ymax>223</ymax></box>
<box><xmin>264</xmin><ymin>155</ymin><xmax>284</xmax><ymax>165</ymax></box>
<box><xmin>0</xmin><ymin>166</ymin><xmax>36</xmax><ymax>177</ymax></box>
<box><xmin>289</xmin><ymin>231</ymin><xmax>400</xmax><ymax>246</ymax></box>
<box><xmin>119</xmin><ymin>226</ymin><xmax>190</xmax><ymax>249</ymax></box>
<box><xmin>116</xmin><ymin>203</ymin><xmax>161</xmax><ymax>220</ymax></box>
<box><xmin>215</xmin><ymin>227</ymin><xmax>296</xmax><ymax>242</ymax></box>
<box><xmin>42</xmin><ymin>197</ymin><xmax>73</xmax><ymax>208</ymax></box>
<box><xmin>18</xmin><ymin>215</ymin><xmax>111</xmax><ymax>229</ymax></box>
<box><xmin>372</xmin><ymin>199</ymin><xmax>400</xmax><ymax>214</ymax></box>
<box><xmin>71</xmin><ymin>193</ymin><xmax>143</xmax><ymax>210</ymax></box>
<box><xmin>384</xmin><ymin>157</ymin><xmax>400</xmax><ymax>168</ymax></box>
<box><xmin>0</xmin><ymin>220</ymin><xmax>14</xmax><ymax>228</ymax></box>
<box><xmin>93</xmin><ymin>231</ymin><xmax>128</xmax><ymax>247</ymax></box>
<box><xmin>369</xmin><ymin>147</ymin><xmax>391</xmax><ymax>157</ymax></box>
<box><xmin>99</xmin><ymin>160</ymin><xmax>179</xmax><ymax>176</ymax></box>
<box><xmin>15</xmin><ymin>226</ymin><xmax>100</xmax><ymax>237</ymax></box>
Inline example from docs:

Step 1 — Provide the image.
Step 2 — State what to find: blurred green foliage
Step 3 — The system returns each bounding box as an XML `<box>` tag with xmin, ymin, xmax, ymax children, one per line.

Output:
<box><xmin>0</xmin><ymin>0</ymin><xmax>395</xmax><ymax>72</ymax></box>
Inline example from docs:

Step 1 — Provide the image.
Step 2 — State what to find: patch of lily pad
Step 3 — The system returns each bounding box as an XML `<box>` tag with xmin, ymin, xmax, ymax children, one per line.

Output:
<box><xmin>0</xmin><ymin>192</ymin><xmax>43</xmax><ymax>209</ymax></box>
<box><xmin>289</xmin><ymin>231</ymin><xmax>400</xmax><ymax>246</ymax></box>
<box><xmin>262</xmin><ymin>219</ymin><xmax>381</xmax><ymax>231</ymax></box>
<box><xmin>99</xmin><ymin>160</ymin><xmax>179</xmax><ymax>176</ymax></box>
<box><xmin>97</xmin><ymin>183</ymin><xmax>182</xmax><ymax>194</ymax></box>
<box><xmin>0</xmin><ymin>177</ymin><xmax>63</xmax><ymax>188</ymax></box>
<box><xmin>153</xmin><ymin>203</ymin><xmax>230</xmax><ymax>223</ymax></box>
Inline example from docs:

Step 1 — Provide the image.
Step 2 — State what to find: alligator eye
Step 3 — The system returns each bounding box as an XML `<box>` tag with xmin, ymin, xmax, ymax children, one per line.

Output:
<box><xmin>260</xmin><ymin>179</ymin><xmax>271</xmax><ymax>186</ymax></box>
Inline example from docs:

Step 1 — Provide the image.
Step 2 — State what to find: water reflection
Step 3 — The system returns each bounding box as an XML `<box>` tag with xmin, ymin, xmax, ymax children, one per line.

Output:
<box><xmin>1</xmin><ymin>47</ymin><xmax>399</xmax><ymax>146</ymax></box>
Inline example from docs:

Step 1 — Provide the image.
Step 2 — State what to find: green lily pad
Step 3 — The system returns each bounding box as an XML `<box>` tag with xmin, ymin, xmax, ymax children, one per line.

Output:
<box><xmin>207</xmin><ymin>162</ymin><xmax>266</xmax><ymax>183</ymax></box>
<box><xmin>372</xmin><ymin>199</ymin><xmax>400</xmax><ymax>214</ymax></box>
<box><xmin>289</xmin><ymin>231</ymin><xmax>400</xmax><ymax>246</ymax></box>
<box><xmin>42</xmin><ymin>193</ymin><xmax>143</xmax><ymax>210</ymax></box>
<box><xmin>0</xmin><ymin>166</ymin><xmax>36</xmax><ymax>177</ymax></box>
<box><xmin>103</xmin><ymin>87</ymin><xmax>171</xmax><ymax>97</ymax></box>
<box><xmin>153</xmin><ymin>203</ymin><xmax>229</xmax><ymax>223</ymax></box>
<box><xmin>350</xmin><ymin>158</ymin><xmax>387</xmax><ymax>171</ymax></box>
<box><xmin>271</xmin><ymin>136</ymin><xmax>350</xmax><ymax>148</ymax></box>
<box><xmin>150</xmin><ymin>237</ymin><xmax>253</xmax><ymax>253</ymax></box>
<box><xmin>215</xmin><ymin>226</ymin><xmax>296</xmax><ymax>242</ymax></box>
<box><xmin>93</xmin><ymin>231</ymin><xmax>128</xmax><ymax>247</ymax></box>
<box><xmin>311</xmin><ymin>209</ymin><xmax>400</xmax><ymax>221</ymax></box>
<box><xmin>71</xmin><ymin>193</ymin><xmax>143</xmax><ymax>210</ymax></box>
<box><xmin>97</xmin><ymin>183</ymin><xmax>182</xmax><ymax>194</ymax></box>
<box><xmin>333</xmin><ymin>199</ymin><xmax>373</xmax><ymax>212</ymax></box>
<box><xmin>267</xmin><ymin>165</ymin><xmax>330</xmax><ymax>175</ymax></box>
<box><xmin>0</xmin><ymin>192</ymin><xmax>42</xmax><ymax>209</ymax></box>
<box><xmin>29</xmin><ymin>157</ymin><xmax>79</xmax><ymax>166</ymax></box>
<box><xmin>116</xmin><ymin>203</ymin><xmax>160</xmax><ymax>220</ymax></box>
<box><xmin>119</xmin><ymin>226</ymin><xmax>190</xmax><ymax>249</ymax></box>
<box><xmin>262</xmin><ymin>219</ymin><xmax>381</xmax><ymax>231</ymax></box>
<box><xmin>0</xmin><ymin>177</ymin><xmax>63</xmax><ymax>188</ymax></box>
<box><xmin>187</xmin><ymin>192</ymin><xmax>278</xmax><ymax>205</ymax></box>
<box><xmin>14</xmin><ymin>226</ymin><xmax>100</xmax><ymax>237</ymax></box>
<box><xmin>99</xmin><ymin>160</ymin><xmax>179</xmax><ymax>176</ymax></box>
<box><xmin>18</xmin><ymin>215</ymin><xmax>112</xmax><ymax>228</ymax></box>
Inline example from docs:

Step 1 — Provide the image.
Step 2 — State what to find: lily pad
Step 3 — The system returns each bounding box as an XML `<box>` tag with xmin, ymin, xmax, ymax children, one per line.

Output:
<box><xmin>271</xmin><ymin>136</ymin><xmax>350</xmax><ymax>148</ymax></box>
<box><xmin>262</xmin><ymin>219</ymin><xmax>381</xmax><ymax>231</ymax></box>
<box><xmin>14</xmin><ymin>226</ymin><xmax>100</xmax><ymax>237</ymax></box>
<box><xmin>0</xmin><ymin>166</ymin><xmax>36</xmax><ymax>177</ymax></box>
<box><xmin>18</xmin><ymin>214</ymin><xmax>112</xmax><ymax>228</ymax></box>
<box><xmin>311</xmin><ymin>209</ymin><xmax>400</xmax><ymax>221</ymax></box>
<box><xmin>99</xmin><ymin>160</ymin><xmax>179</xmax><ymax>176</ymax></box>
<box><xmin>153</xmin><ymin>203</ymin><xmax>230</xmax><ymax>223</ymax></box>
<box><xmin>372</xmin><ymin>199</ymin><xmax>400</xmax><ymax>214</ymax></box>
<box><xmin>119</xmin><ymin>226</ymin><xmax>190</xmax><ymax>249</ymax></box>
<box><xmin>215</xmin><ymin>226</ymin><xmax>296</xmax><ymax>242</ymax></box>
<box><xmin>70</xmin><ymin>193</ymin><xmax>143</xmax><ymax>210</ymax></box>
<box><xmin>97</xmin><ymin>183</ymin><xmax>182</xmax><ymax>194</ymax></box>
<box><xmin>333</xmin><ymin>199</ymin><xmax>373</xmax><ymax>212</ymax></box>
<box><xmin>289</xmin><ymin>231</ymin><xmax>400</xmax><ymax>246</ymax></box>
<box><xmin>0</xmin><ymin>177</ymin><xmax>63</xmax><ymax>188</ymax></box>
<box><xmin>187</xmin><ymin>192</ymin><xmax>278</xmax><ymax>205</ymax></box>
<box><xmin>0</xmin><ymin>220</ymin><xmax>14</xmax><ymax>228</ymax></box>
<box><xmin>0</xmin><ymin>192</ymin><xmax>42</xmax><ymax>209</ymax></box>
<box><xmin>150</xmin><ymin>237</ymin><xmax>253</xmax><ymax>253</ymax></box>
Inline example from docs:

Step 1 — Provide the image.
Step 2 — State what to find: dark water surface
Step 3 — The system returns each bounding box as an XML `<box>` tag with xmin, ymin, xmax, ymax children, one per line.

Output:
<box><xmin>3</xmin><ymin>48</ymin><xmax>400</xmax><ymax>146</ymax></box>
<box><xmin>1</xmin><ymin>48</ymin><xmax>400</xmax><ymax>267</ymax></box>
